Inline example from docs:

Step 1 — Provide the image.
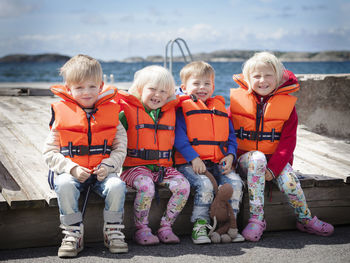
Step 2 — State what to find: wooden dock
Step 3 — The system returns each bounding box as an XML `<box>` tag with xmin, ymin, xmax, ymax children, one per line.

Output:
<box><xmin>0</xmin><ymin>83</ymin><xmax>350</xmax><ymax>249</ymax></box>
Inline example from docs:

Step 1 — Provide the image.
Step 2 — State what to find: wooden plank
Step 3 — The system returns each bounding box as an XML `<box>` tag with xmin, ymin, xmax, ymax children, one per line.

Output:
<box><xmin>294</xmin><ymin>126</ymin><xmax>350</xmax><ymax>183</ymax></box>
<box><xmin>0</xmin><ymin>192</ymin><xmax>8</xmax><ymax>211</ymax></box>
<box><xmin>0</xmin><ymin>117</ymin><xmax>53</xmax><ymax>207</ymax></box>
<box><xmin>0</xmin><ymin>97</ymin><xmax>57</xmax><ymax>206</ymax></box>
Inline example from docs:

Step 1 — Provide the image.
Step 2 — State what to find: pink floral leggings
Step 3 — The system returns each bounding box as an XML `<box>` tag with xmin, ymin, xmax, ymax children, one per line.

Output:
<box><xmin>121</xmin><ymin>166</ymin><xmax>190</xmax><ymax>229</ymax></box>
<box><xmin>238</xmin><ymin>151</ymin><xmax>312</xmax><ymax>223</ymax></box>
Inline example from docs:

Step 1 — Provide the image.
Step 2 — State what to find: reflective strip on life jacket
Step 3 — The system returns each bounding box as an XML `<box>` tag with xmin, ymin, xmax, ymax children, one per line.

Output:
<box><xmin>235</xmin><ymin>127</ymin><xmax>281</xmax><ymax>142</ymax></box>
<box><xmin>127</xmin><ymin>149</ymin><xmax>172</xmax><ymax>160</ymax></box>
<box><xmin>60</xmin><ymin>140</ymin><xmax>112</xmax><ymax>157</ymax></box>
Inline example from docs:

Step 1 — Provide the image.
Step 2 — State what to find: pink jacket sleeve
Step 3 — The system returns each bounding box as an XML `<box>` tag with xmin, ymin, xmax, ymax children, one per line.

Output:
<box><xmin>266</xmin><ymin>107</ymin><xmax>298</xmax><ymax>178</ymax></box>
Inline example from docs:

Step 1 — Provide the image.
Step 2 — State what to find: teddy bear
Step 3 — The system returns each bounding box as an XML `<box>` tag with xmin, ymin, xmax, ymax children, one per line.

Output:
<box><xmin>204</xmin><ymin>170</ymin><xmax>238</xmax><ymax>243</ymax></box>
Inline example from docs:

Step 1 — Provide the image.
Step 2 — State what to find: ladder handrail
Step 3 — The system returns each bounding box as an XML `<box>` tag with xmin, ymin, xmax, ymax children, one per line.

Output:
<box><xmin>164</xmin><ymin>38</ymin><xmax>193</xmax><ymax>75</ymax></box>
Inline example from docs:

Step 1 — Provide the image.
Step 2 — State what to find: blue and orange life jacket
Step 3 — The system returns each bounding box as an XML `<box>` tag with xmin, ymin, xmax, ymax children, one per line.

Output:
<box><xmin>174</xmin><ymin>95</ymin><xmax>229</xmax><ymax>164</ymax></box>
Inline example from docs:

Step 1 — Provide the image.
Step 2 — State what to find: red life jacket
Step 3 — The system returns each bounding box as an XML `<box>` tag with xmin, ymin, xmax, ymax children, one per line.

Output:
<box><xmin>230</xmin><ymin>74</ymin><xmax>299</xmax><ymax>154</ymax></box>
<box><xmin>119</xmin><ymin>91</ymin><xmax>179</xmax><ymax>167</ymax></box>
<box><xmin>50</xmin><ymin>85</ymin><xmax>120</xmax><ymax>169</ymax></box>
<box><xmin>175</xmin><ymin>95</ymin><xmax>229</xmax><ymax>164</ymax></box>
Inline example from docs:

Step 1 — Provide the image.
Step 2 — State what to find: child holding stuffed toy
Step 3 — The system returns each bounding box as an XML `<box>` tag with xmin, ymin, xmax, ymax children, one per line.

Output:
<box><xmin>174</xmin><ymin>61</ymin><xmax>244</xmax><ymax>244</ymax></box>
<box><xmin>119</xmin><ymin>65</ymin><xmax>190</xmax><ymax>245</ymax></box>
<box><xmin>229</xmin><ymin>51</ymin><xmax>334</xmax><ymax>242</ymax></box>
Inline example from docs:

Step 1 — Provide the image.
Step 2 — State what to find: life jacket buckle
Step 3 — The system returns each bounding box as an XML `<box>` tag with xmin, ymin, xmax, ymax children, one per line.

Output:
<box><xmin>140</xmin><ymin>149</ymin><xmax>159</xmax><ymax>160</ymax></box>
<box><xmin>248</xmin><ymin>131</ymin><xmax>258</xmax><ymax>140</ymax></box>
<box><xmin>77</xmin><ymin>145</ymin><xmax>90</xmax><ymax>155</ymax></box>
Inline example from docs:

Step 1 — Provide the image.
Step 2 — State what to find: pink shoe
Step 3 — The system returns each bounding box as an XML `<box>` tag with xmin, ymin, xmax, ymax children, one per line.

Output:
<box><xmin>296</xmin><ymin>216</ymin><xmax>334</xmax><ymax>236</ymax></box>
<box><xmin>242</xmin><ymin>218</ymin><xmax>266</xmax><ymax>242</ymax></box>
<box><xmin>157</xmin><ymin>226</ymin><xmax>180</xmax><ymax>244</ymax></box>
<box><xmin>134</xmin><ymin>227</ymin><xmax>160</xmax><ymax>245</ymax></box>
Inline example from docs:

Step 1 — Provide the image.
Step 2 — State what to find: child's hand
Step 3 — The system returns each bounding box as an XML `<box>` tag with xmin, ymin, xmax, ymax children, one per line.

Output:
<box><xmin>191</xmin><ymin>157</ymin><xmax>206</xmax><ymax>174</ymax></box>
<box><xmin>71</xmin><ymin>166</ymin><xmax>92</xmax><ymax>183</ymax></box>
<box><xmin>265</xmin><ymin>169</ymin><xmax>274</xmax><ymax>181</ymax></box>
<box><xmin>219</xmin><ymin>154</ymin><xmax>234</xmax><ymax>175</ymax></box>
<box><xmin>93</xmin><ymin>166</ymin><xmax>108</xmax><ymax>182</ymax></box>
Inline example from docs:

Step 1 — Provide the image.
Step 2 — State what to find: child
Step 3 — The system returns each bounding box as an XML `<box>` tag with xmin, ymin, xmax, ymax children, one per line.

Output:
<box><xmin>118</xmin><ymin>65</ymin><xmax>190</xmax><ymax>245</ymax></box>
<box><xmin>229</xmin><ymin>51</ymin><xmax>334</xmax><ymax>242</ymax></box>
<box><xmin>174</xmin><ymin>61</ymin><xmax>244</xmax><ymax>244</ymax></box>
<box><xmin>42</xmin><ymin>54</ymin><xmax>128</xmax><ymax>257</ymax></box>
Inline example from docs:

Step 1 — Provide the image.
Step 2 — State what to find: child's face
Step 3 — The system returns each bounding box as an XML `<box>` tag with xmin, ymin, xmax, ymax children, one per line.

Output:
<box><xmin>67</xmin><ymin>80</ymin><xmax>102</xmax><ymax>108</ymax></box>
<box><xmin>181</xmin><ymin>74</ymin><xmax>214</xmax><ymax>102</ymax></box>
<box><xmin>141</xmin><ymin>83</ymin><xmax>169</xmax><ymax>110</ymax></box>
<box><xmin>250</xmin><ymin>62</ymin><xmax>278</xmax><ymax>96</ymax></box>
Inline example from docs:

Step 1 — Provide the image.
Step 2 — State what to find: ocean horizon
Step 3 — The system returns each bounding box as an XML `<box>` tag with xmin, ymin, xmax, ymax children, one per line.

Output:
<box><xmin>1</xmin><ymin>61</ymin><xmax>349</xmax><ymax>102</ymax></box>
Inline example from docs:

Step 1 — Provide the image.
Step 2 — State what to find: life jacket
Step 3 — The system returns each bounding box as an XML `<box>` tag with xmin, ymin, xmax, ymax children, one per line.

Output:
<box><xmin>119</xmin><ymin>91</ymin><xmax>179</xmax><ymax>167</ymax></box>
<box><xmin>50</xmin><ymin>85</ymin><xmax>120</xmax><ymax>169</ymax></box>
<box><xmin>230</xmin><ymin>73</ymin><xmax>300</xmax><ymax>154</ymax></box>
<box><xmin>174</xmin><ymin>95</ymin><xmax>229</xmax><ymax>164</ymax></box>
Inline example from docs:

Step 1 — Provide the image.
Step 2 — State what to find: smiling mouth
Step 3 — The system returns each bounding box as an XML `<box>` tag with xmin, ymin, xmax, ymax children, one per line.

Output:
<box><xmin>196</xmin><ymin>92</ymin><xmax>207</xmax><ymax>97</ymax></box>
<box><xmin>151</xmin><ymin>98</ymin><xmax>160</xmax><ymax>104</ymax></box>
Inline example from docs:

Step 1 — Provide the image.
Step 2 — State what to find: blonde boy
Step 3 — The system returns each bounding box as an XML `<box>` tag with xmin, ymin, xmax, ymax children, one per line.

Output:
<box><xmin>43</xmin><ymin>54</ymin><xmax>128</xmax><ymax>257</ymax></box>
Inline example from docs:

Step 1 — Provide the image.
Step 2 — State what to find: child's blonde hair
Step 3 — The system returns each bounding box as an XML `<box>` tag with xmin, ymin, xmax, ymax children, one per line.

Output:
<box><xmin>242</xmin><ymin>51</ymin><xmax>287</xmax><ymax>93</ymax></box>
<box><xmin>180</xmin><ymin>61</ymin><xmax>215</xmax><ymax>84</ymax></box>
<box><xmin>60</xmin><ymin>54</ymin><xmax>103</xmax><ymax>85</ymax></box>
<box><xmin>128</xmin><ymin>65</ymin><xmax>175</xmax><ymax>100</ymax></box>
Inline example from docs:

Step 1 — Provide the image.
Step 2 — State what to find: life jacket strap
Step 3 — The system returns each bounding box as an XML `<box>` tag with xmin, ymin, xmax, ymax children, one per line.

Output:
<box><xmin>190</xmin><ymin>139</ymin><xmax>228</xmax><ymax>155</ymax></box>
<box><xmin>127</xmin><ymin>148</ymin><xmax>172</xmax><ymax>160</ymax></box>
<box><xmin>60</xmin><ymin>143</ymin><xmax>112</xmax><ymax>157</ymax></box>
<box><xmin>235</xmin><ymin>127</ymin><xmax>281</xmax><ymax>142</ymax></box>
<box><xmin>186</xmin><ymin>109</ymin><xmax>228</xmax><ymax>117</ymax></box>
<box><xmin>135</xmin><ymin>123</ymin><xmax>175</xmax><ymax>130</ymax></box>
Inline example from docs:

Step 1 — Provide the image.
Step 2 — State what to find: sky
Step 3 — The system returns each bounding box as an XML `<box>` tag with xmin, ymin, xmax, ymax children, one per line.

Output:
<box><xmin>0</xmin><ymin>0</ymin><xmax>349</xmax><ymax>61</ymax></box>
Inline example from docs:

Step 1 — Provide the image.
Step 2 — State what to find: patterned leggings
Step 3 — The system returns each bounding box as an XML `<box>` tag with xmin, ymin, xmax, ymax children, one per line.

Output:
<box><xmin>238</xmin><ymin>151</ymin><xmax>312</xmax><ymax>222</ymax></box>
<box><xmin>121</xmin><ymin>166</ymin><xmax>190</xmax><ymax>229</ymax></box>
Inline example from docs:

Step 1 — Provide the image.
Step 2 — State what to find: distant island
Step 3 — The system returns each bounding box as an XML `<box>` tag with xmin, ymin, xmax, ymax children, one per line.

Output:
<box><xmin>0</xmin><ymin>53</ymin><xmax>70</xmax><ymax>63</ymax></box>
<box><xmin>1</xmin><ymin>50</ymin><xmax>350</xmax><ymax>63</ymax></box>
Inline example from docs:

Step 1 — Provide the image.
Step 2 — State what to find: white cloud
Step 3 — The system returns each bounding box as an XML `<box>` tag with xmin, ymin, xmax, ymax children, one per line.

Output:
<box><xmin>80</xmin><ymin>13</ymin><xmax>106</xmax><ymax>25</ymax></box>
<box><xmin>1</xmin><ymin>22</ymin><xmax>349</xmax><ymax>60</ymax></box>
<box><xmin>0</xmin><ymin>0</ymin><xmax>41</xmax><ymax>18</ymax></box>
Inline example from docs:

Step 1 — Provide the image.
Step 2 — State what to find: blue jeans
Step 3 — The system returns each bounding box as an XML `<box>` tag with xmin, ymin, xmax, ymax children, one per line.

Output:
<box><xmin>177</xmin><ymin>162</ymin><xmax>243</xmax><ymax>222</ymax></box>
<box><xmin>54</xmin><ymin>172</ymin><xmax>126</xmax><ymax>226</ymax></box>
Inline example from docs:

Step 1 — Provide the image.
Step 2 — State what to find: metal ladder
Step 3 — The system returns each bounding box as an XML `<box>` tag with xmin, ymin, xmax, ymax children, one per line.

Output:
<box><xmin>164</xmin><ymin>38</ymin><xmax>193</xmax><ymax>75</ymax></box>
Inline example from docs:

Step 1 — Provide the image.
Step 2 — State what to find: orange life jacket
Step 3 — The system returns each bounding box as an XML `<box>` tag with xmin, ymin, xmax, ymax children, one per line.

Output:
<box><xmin>230</xmin><ymin>74</ymin><xmax>299</xmax><ymax>154</ymax></box>
<box><xmin>50</xmin><ymin>85</ymin><xmax>120</xmax><ymax>169</ymax></box>
<box><xmin>174</xmin><ymin>95</ymin><xmax>229</xmax><ymax>164</ymax></box>
<box><xmin>119</xmin><ymin>91</ymin><xmax>179</xmax><ymax>167</ymax></box>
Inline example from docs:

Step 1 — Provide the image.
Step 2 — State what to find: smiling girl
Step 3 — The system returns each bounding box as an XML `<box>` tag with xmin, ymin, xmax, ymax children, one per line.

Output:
<box><xmin>118</xmin><ymin>65</ymin><xmax>190</xmax><ymax>245</ymax></box>
<box><xmin>229</xmin><ymin>51</ymin><xmax>334</xmax><ymax>242</ymax></box>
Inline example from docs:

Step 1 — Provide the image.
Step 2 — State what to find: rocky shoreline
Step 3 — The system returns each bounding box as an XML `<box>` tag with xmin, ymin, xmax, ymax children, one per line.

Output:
<box><xmin>1</xmin><ymin>50</ymin><xmax>350</xmax><ymax>63</ymax></box>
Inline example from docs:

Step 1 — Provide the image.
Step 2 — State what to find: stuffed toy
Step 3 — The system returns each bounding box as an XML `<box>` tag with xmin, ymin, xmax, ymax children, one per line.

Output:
<box><xmin>204</xmin><ymin>171</ymin><xmax>238</xmax><ymax>243</ymax></box>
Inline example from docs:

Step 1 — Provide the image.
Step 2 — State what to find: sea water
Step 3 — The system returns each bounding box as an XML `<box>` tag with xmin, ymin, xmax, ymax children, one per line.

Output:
<box><xmin>1</xmin><ymin>61</ymin><xmax>349</xmax><ymax>102</ymax></box>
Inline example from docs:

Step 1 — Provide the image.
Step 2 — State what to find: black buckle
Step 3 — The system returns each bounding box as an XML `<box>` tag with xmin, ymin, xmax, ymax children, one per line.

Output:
<box><xmin>140</xmin><ymin>149</ymin><xmax>159</xmax><ymax>160</ymax></box>
<box><xmin>191</xmin><ymin>138</ymin><xmax>199</xmax><ymax>145</ymax></box>
<box><xmin>77</xmin><ymin>145</ymin><xmax>89</xmax><ymax>155</ymax></box>
<box><xmin>248</xmin><ymin>131</ymin><xmax>258</xmax><ymax>140</ymax></box>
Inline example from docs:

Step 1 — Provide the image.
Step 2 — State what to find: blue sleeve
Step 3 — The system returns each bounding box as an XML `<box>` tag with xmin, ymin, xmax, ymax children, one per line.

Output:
<box><xmin>226</xmin><ymin>119</ymin><xmax>237</xmax><ymax>160</ymax></box>
<box><xmin>174</xmin><ymin>108</ymin><xmax>199</xmax><ymax>163</ymax></box>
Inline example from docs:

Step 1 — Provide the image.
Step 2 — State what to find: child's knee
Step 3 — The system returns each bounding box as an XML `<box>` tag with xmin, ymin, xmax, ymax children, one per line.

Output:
<box><xmin>168</xmin><ymin>177</ymin><xmax>191</xmax><ymax>198</ymax></box>
<box><xmin>248</xmin><ymin>151</ymin><xmax>267</xmax><ymax>164</ymax></box>
<box><xmin>197</xmin><ymin>174</ymin><xmax>214</xmax><ymax>194</ymax></box>
<box><xmin>106</xmin><ymin>177</ymin><xmax>126</xmax><ymax>193</ymax></box>
<box><xmin>134</xmin><ymin>176</ymin><xmax>155</xmax><ymax>197</ymax></box>
<box><xmin>54</xmin><ymin>173</ymin><xmax>76</xmax><ymax>193</ymax></box>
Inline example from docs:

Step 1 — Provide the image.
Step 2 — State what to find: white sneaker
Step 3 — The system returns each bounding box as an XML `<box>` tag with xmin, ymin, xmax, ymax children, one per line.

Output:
<box><xmin>58</xmin><ymin>223</ymin><xmax>84</xmax><ymax>258</ymax></box>
<box><xmin>104</xmin><ymin>223</ymin><xmax>128</xmax><ymax>253</ymax></box>
<box><xmin>232</xmin><ymin>233</ymin><xmax>245</xmax><ymax>243</ymax></box>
